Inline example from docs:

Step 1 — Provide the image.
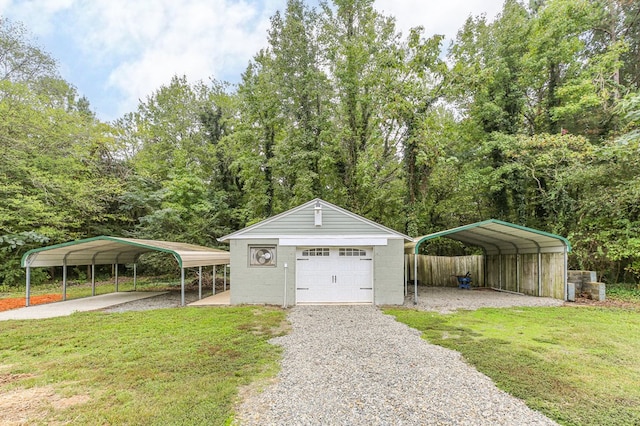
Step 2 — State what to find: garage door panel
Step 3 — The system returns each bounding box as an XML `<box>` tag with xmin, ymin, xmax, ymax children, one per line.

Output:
<box><xmin>296</xmin><ymin>247</ymin><xmax>372</xmax><ymax>303</ymax></box>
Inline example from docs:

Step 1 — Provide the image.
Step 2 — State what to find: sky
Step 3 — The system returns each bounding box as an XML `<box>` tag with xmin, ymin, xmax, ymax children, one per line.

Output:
<box><xmin>1</xmin><ymin>0</ymin><xmax>504</xmax><ymax>121</ymax></box>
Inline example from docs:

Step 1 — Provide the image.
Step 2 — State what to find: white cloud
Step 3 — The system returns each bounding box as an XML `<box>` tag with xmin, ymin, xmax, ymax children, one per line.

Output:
<box><xmin>375</xmin><ymin>0</ymin><xmax>503</xmax><ymax>42</ymax></box>
<box><xmin>65</xmin><ymin>0</ymin><xmax>284</xmax><ymax>117</ymax></box>
<box><xmin>2</xmin><ymin>0</ymin><xmax>505</xmax><ymax>119</ymax></box>
<box><xmin>2</xmin><ymin>0</ymin><xmax>76</xmax><ymax>36</ymax></box>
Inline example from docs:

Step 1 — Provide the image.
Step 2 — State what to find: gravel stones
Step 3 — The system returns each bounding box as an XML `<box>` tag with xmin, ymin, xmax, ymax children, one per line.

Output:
<box><xmin>235</xmin><ymin>305</ymin><xmax>557</xmax><ymax>426</ymax></box>
<box><xmin>100</xmin><ymin>291</ymin><xmax>201</xmax><ymax>313</ymax></box>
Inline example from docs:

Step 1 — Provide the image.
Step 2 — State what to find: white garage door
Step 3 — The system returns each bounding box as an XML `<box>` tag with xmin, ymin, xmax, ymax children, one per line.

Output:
<box><xmin>296</xmin><ymin>247</ymin><xmax>373</xmax><ymax>303</ymax></box>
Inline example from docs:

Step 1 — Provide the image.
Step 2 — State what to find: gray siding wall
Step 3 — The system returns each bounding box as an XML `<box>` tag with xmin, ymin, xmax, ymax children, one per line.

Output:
<box><xmin>229</xmin><ymin>239</ymin><xmax>296</xmax><ymax>305</ymax></box>
<box><xmin>242</xmin><ymin>203</ymin><xmax>391</xmax><ymax>236</ymax></box>
<box><xmin>373</xmin><ymin>239</ymin><xmax>405</xmax><ymax>305</ymax></box>
<box><xmin>230</xmin><ymin>237</ymin><xmax>406</xmax><ymax>306</ymax></box>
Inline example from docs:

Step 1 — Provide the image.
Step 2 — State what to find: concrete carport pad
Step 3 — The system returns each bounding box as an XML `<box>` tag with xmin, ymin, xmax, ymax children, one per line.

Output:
<box><xmin>0</xmin><ymin>292</ymin><xmax>166</xmax><ymax>321</ymax></box>
<box><xmin>407</xmin><ymin>287</ymin><xmax>565</xmax><ymax>314</ymax></box>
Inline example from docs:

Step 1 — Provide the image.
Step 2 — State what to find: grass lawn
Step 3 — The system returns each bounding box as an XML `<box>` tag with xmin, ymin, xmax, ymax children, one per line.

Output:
<box><xmin>385</xmin><ymin>305</ymin><xmax>640</xmax><ymax>426</ymax></box>
<box><xmin>0</xmin><ymin>277</ymin><xmax>199</xmax><ymax>311</ymax></box>
<box><xmin>0</xmin><ymin>306</ymin><xmax>287</xmax><ymax>424</ymax></box>
<box><xmin>1</xmin><ymin>276</ymin><xmax>180</xmax><ymax>300</ymax></box>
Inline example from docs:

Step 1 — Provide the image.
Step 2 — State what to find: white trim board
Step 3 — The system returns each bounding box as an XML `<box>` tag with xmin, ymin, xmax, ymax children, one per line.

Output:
<box><xmin>280</xmin><ymin>238</ymin><xmax>388</xmax><ymax>246</ymax></box>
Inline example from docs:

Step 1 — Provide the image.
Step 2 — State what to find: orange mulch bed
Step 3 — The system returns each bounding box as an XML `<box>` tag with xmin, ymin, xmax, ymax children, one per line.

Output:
<box><xmin>0</xmin><ymin>294</ymin><xmax>63</xmax><ymax>312</ymax></box>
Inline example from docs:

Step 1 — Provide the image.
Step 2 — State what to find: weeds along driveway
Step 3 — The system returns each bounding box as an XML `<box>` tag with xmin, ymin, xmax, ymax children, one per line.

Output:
<box><xmin>235</xmin><ymin>305</ymin><xmax>557</xmax><ymax>426</ymax></box>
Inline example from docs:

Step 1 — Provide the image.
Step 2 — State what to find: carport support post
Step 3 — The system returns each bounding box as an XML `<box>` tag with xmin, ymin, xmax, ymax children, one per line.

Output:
<box><xmin>483</xmin><ymin>254</ymin><xmax>488</xmax><ymax>289</ymax></box>
<box><xmin>133</xmin><ymin>263</ymin><xmax>137</xmax><ymax>291</ymax></box>
<box><xmin>499</xmin><ymin>255</ymin><xmax>503</xmax><ymax>290</ymax></box>
<box><xmin>91</xmin><ymin>262</ymin><xmax>96</xmax><ymax>296</ymax></box>
<box><xmin>25</xmin><ymin>266</ymin><xmax>31</xmax><ymax>307</ymax></box>
<box><xmin>114</xmin><ymin>264</ymin><xmax>119</xmax><ymax>292</ymax></box>
<box><xmin>198</xmin><ymin>266</ymin><xmax>202</xmax><ymax>300</ymax></box>
<box><xmin>413</xmin><ymin>253</ymin><xmax>418</xmax><ymax>305</ymax></box>
<box><xmin>212</xmin><ymin>266</ymin><xmax>216</xmax><ymax>295</ymax></box>
<box><xmin>537</xmin><ymin>252</ymin><xmax>542</xmax><ymax>296</ymax></box>
<box><xmin>564</xmin><ymin>247</ymin><xmax>569</xmax><ymax>301</ymax></box>
<box><xmin>516</xmin><ymin>253</ymin><xmax>520</xmax><ymax>293</ymax></box>
<box><xmin>224</xmin><ymin>265</ymin><xmax>227</xmax><ymax>292</ymax></box>
<box><xmin>62</xmin><ymin>259</ymin><xmax>67</xmax><ymax>301</ymax></box>
<box><xmin>180</xmin><ymin>267</ymin><xmax>185</xmax><ymax>307</ymax></box>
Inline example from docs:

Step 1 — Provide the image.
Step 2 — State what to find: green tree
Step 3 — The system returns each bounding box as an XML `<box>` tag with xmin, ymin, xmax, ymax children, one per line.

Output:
<box><xmin>0</xmin><ymin>17</ymin><xmax>58</xmax><ymax>84</ymax></box>
<box><xmin>116</xmin><ymin>76</ymin><xmax>238</xmax><ymax>246</ymax></box>
<box><xmin>231</xmin><ymin>53</ymin><xmax>283</xmax><ymax>222</ymax></box>
<box><xmin>449</xmin><ymin>0</ymin><xmax>630</xmax><ymax>139</ymax></box>
<box><xmin>317</xmin><ymin>0</ymin><xmax>409</xmax><ymax>226</ymax></box>
<box><xmin>1</xmin><ymin>76</ymin><xmax>126</xmax><ymax>285</ymax></box>
<box><xmin>449</xmin><ymin>0</ymin><xmax>530</xmax><ymax>135</ymax></box>
<box><xmin>267</xmin><ymin>1</ymin><xmax>334</xmax><ymax>208</ymax></box>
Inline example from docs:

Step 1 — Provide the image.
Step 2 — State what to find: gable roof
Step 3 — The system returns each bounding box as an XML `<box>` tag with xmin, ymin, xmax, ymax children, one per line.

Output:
<box><xmin>22</xmin><ymin>236</ymin><xmax>230</xmax><ymax>269</ymax></box>
<box><xmin>405</xmin><ymin>219</ymin><xmax>571</xmax><ymax>255</ymax></box>
<box><xmin>218</xmin><ymin>198</ymin><xmax>411</xmax><ymax>241</ymax></box>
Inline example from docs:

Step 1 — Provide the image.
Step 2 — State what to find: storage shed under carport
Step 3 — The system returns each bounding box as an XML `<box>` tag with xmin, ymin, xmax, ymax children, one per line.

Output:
<box><xmin>405</xmin><ymin>219</ymin><xmax>571</xmax><ymax>302</ymax></box>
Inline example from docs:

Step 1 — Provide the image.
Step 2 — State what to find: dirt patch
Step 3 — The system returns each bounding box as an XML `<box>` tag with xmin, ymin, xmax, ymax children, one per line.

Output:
<box><xmin>0</xmin><ymin>385</ymin><xmax>90</xmax><ymax>425</ymax></box>
<box><xmin>57</xmin><ymin>394</ymin><xmax>91</xmax><ymax>409</ymax></box>
<box><xmin>569</xmin><ymin>297</ymin><xmax>640</xmax><ymax>310</ymax></box>
<box><xmin>1</xmin><ymin>366</ymin><xmax>90</xmax><ymax>423</ymax></box>
<box><xmin>0</xmin><ymin>295</ymin><xmax>63</xmax><ymax>312</ymax></box>
<box><xmin>0</xmin><ymin>373</ymin><xmax>35</xmax><ymax>386</ymax></box>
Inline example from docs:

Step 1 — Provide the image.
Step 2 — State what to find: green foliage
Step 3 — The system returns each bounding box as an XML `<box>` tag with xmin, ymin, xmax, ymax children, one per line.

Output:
<box><xmin>116</xmin><ymin>76</ymin><xmax>240</xmax><ymax>260</ymax></box>
<box><xmin>450</xmin><ymin>0</ymin><xmax>629</xmax><ymax>138</ymax></box>
<box><xmin>1</xmin><ymin>65</ymin><xmax>126</xmax><ymax>285</ymax></box>
<box><xmin>0</xmin><ymin>17</ymin><xmax>59</xmax><ymax>84</ymax></box>
<box><xmin>0</xmin><ymin>232</ymin><xmax>50</xmax><ymax>286</ymax></box>
<box><xmin>606</xmin><ymin>282</ymin><xmax>640</xmax><ymax>302</ymax></box>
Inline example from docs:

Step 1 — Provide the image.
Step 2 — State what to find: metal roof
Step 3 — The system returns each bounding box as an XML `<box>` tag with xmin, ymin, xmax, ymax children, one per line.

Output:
<box><xmin>406</xmin><ymin>219</ymin><xmax>571</xmax><ymax>255</ymax></box>
<box><xmin>21</xmin><ymin>236</ymin><xmax>230</xmax><ymax>269</ymax></box>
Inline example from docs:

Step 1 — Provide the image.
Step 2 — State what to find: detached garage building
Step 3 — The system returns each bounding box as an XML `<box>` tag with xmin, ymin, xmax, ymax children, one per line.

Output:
<box><xmin>218</xmin><ymin>199</ymin><xmax>411</xmax><ymax>306</ymax></box>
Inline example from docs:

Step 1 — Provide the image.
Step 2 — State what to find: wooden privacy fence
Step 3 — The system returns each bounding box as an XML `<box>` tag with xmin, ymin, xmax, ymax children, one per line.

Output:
<box><xmin>405</xmin><ymin>253</ymin><xmax>565</xmax><ymax>298</ymax></box>
<box><xmin>406</xmin><ymin>255</ymin><xmax>484</xmax><ymax>287</ymax></box>
<box><xmin>486</xmin><ymin>253</ymin><xmax>565</xmax><ymax>299</ymax></box>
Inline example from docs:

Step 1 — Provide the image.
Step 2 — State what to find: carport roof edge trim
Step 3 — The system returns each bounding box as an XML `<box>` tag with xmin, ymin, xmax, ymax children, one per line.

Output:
<box><xmin>21</xmin><ymin>236</ymin><xmax>230</xmax><ymax>269</ymax></box>
<box><xmin>409</xmin><ymin>219</ymin><xmax>571</xmax><ymax>254</ymax></box>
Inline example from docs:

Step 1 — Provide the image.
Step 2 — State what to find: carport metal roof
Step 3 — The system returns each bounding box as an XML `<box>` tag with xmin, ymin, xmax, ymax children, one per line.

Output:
<box><xmin>406</xmin><ymin>219</ymin><xmax>571</xmax><ymax>255</ymax></box>
<box><xmin>21</xmin><ymin>236</ymin><xmax>230</xmax><ymax>269</ymax></box>
<box><xmin>21</xmin><ymin>236</ymin><xmax>230</xmax><ymax>308</ymax></box>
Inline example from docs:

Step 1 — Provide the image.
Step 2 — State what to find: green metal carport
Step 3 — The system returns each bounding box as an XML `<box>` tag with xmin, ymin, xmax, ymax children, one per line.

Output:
<box><xmin>406</xmin><ymin>219</ymin><xmax>572</xmax><ymax>303</ymax></box>
<box><xmin>21</xmin><ymin>236</ymin><xmax>230</xmax><ymax>307</ymax></box>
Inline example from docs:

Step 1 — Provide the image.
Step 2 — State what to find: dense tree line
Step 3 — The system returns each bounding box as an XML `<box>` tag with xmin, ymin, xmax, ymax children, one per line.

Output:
<box><xmin>1</xmin><ymin>0</ymin><xmax>640</xmax><ymax>285</ymax></box>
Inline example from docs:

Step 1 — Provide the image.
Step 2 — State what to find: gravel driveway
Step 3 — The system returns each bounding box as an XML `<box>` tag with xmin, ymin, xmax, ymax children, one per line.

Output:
<box><xmin>235</xmin><ymin>305</ymin><xmax>557</xmax><ymax>425</ymax></box>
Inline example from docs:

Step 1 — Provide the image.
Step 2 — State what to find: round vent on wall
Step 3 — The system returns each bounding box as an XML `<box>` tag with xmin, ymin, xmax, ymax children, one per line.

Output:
<box><xmin>250</xmin><ymin>246</ymin><xmax>276</xmax><ymax>266</ymax></box>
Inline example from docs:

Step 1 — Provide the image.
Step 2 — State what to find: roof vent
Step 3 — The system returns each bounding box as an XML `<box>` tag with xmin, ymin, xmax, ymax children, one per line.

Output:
<box><xmin>314</xmin><ymin>201</ymin><xmax>322</xmax><ymax>227</ymax></box>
